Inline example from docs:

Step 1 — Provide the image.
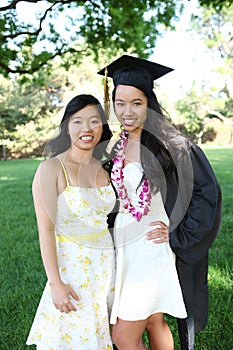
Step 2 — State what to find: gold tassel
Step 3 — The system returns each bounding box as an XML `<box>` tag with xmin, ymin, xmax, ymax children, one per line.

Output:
<box><xmin>104</xmin><ymin>67</ymin><xmax>110</xmax><ymax>119</ymax></box>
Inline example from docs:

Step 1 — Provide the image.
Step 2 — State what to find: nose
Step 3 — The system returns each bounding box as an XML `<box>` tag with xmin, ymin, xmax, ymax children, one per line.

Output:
<box><xmin>124</xmin><ymin>103</ymin><xmax>134</xmax><ymax>116</ymax></box>
<box><xmin>81</xmin><ymin>120</ymin><xmax>91</xmax><ymax>131</ymax></box>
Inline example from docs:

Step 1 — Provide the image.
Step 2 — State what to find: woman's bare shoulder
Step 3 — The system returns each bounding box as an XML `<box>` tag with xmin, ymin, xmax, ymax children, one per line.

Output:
<box><xmin>33</xmin><ymin>157</ymin><xmax>62</xmax><ymax>186</ymax></box>
<box><xmin>37</xmin><ymin>157</ymin><xmax>61</xmax><ymax>172</ymax></box>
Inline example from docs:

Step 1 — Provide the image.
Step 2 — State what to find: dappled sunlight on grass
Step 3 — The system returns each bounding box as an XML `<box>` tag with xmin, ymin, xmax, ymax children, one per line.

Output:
<box><xmin>0</xmin><ymin>176</ymin><xmax>17</xmax><ymax>181</ymax></box>
<box><xmin>208</xmin><ymin>265</ymin><xmax>233</xmax><ymax>289</ymax></box>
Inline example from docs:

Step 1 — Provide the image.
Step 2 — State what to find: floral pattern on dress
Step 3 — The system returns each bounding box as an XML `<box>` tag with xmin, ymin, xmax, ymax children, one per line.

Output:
<box><xmin>26</xmin><ymin>184</ymin><xmax>116</xmax><ymax>350</ymax></box>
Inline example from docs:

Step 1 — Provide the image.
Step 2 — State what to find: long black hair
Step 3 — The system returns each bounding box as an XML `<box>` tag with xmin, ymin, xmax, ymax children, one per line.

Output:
<box><xmin>112</xmin><ymin>87</ymin><xmax>189</xmax><ymax>192</ymax></box>
<box><xmin>44</xmin><ymin>94</ymin><xmax>113</xmax><ymax>161</ymax></box>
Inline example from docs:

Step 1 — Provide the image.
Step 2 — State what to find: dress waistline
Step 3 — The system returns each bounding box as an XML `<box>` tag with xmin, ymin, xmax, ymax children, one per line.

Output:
<box><xmin>56</xmin><ymin>228</ymin><xmax>108</xmax><ymax>242</ymax></box>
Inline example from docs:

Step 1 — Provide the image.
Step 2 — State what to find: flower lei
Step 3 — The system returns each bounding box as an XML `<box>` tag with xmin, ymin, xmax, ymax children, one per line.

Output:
<box><xmin>111</xmin><ymin>130</ymin><xmax>152</xmax><ymax>222</ymax></box>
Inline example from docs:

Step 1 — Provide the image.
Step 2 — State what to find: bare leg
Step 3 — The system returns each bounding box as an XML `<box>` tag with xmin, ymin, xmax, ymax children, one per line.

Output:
<box><xmin>112</xmin><ymin>318</ymin><xmax>148</xmax><ymax>350</ymax></box>
<box><xmin>146</xmin><ymin>313</ymin><xmax>174</xmax><ymax>350</ymax></box>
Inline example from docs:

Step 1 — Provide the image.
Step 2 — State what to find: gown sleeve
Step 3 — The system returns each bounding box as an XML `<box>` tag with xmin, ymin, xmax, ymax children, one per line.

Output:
<box><xmin>168</xmin><ymin>144</ymin><xmax>222</xmax><ymax>265</ymax></box>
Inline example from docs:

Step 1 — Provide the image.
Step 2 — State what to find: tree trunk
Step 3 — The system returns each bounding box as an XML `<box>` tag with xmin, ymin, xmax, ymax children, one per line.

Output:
<box><xmin>2</xmin><ymin>141</ymin><xmax>7</xmax><ymax>161</ymax></box>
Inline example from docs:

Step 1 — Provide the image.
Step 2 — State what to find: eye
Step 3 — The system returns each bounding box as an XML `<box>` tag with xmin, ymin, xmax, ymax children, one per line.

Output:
<box><xmin>91</xmin><ymin>118</ymin><xmax>101</xmax><ymax>125</ymax></box>
<box><xmin>133</xmin><ymin>102</ymin><xmax>141</xmax><ymax>107</ymax></box>
<box><xmin>115</xmin><ymin>102</ymin><xmax>124</xmax><ymax>107</ymax></box>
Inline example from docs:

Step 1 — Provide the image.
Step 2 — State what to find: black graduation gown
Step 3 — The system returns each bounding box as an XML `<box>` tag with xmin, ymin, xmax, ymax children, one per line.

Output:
<box><xmin>163</xmin><ymin>144</ymin><xmax>222</xmax><ymax>347</ymax></box>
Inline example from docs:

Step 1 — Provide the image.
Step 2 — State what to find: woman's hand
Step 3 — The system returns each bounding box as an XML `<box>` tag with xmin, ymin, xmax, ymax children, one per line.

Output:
<box><xmin>50</xmin><ymin>281</ymin><xmax>80</xmax><ymax>313</ymax></box>
<box><xmin>146</xmin><ymin>220</ymin><xmax>169</xmax><ymax>244</ymax></box>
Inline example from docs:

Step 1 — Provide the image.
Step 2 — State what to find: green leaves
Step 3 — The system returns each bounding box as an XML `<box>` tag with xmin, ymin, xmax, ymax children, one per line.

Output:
<box><xmin>0</xmin><ymin>0</ymin><xmax>183</xmax><ymax>76</ymax></box>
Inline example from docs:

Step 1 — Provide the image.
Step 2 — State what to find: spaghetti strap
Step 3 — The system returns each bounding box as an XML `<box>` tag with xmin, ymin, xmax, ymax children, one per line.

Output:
<box><xmin>56</xmin><ymin>157</ymin><xmax>70</xmax><ymax>187</ymax></box>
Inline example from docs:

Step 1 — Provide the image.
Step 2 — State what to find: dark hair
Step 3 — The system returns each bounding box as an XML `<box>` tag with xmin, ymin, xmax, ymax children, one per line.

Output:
<box><xmin>44</xmin><ymin>94</ymin><xmax>113</xmax><ymax>161</ymax></box>
<box><xmin>112</xmin><ymin>87</ymin><xmax>188</xmax><ymax>192</ymax></box>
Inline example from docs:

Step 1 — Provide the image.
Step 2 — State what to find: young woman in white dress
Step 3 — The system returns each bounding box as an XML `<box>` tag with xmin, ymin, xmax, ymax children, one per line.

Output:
<box><xmin>26</xmin><ymin>94</ymin><xmax>116</xmax><ymax>350</ymax></box>
<box><xmin>98</xmin><ymin>55</ymin><xmax>221</xmax><ymax>350</ymax></box>
<box><xmin>98</xmin><ymin>56</ymin><xmax>187</xmax><ymax>350</ymax></box>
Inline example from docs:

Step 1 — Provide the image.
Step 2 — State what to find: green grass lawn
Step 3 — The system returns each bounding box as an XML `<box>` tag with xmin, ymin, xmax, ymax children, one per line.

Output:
<box><xmin>0</xmin><ymin>147</ymin><xmax>232</xmax><ymax>350</ymax></box>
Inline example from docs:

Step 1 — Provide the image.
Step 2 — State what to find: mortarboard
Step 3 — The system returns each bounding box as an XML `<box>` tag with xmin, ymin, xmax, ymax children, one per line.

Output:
<box><xmin>97</xmin><ymin>54</ymin><xmax>174</xmax><ymax>117</ymax></box>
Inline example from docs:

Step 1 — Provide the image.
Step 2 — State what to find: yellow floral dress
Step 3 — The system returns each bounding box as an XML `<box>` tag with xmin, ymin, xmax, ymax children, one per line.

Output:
<box><xmin>26</xmin><ymin>159</ymin><xmax>116</xmax><ymax>350</ymax></box>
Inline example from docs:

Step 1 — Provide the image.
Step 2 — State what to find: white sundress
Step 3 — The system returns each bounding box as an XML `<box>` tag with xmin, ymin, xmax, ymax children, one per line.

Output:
<box><xmin>26</xmin><ymin>159</ymin><xmax>116</xmax><ymax>350</ymax></box>
<box><xmin>110</xmin><ymin>162</ymin><xmax>187</xmax><ymax>324</ymax></box>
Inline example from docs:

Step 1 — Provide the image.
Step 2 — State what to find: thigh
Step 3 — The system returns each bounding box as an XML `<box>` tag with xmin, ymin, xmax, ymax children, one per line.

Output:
<box><xmin>146</xmin><ymin>312</ymin><xmax>167</xmax><ymax>332</ymax></box>
<box><xmin>112</xmin><ymin>317</ymin><xmax>147</xmax><ymax>348</ymax></box>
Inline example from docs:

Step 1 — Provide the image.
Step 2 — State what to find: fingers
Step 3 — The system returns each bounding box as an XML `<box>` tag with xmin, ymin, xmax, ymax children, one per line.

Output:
<box><xmin>70</xmin><ymin>289</ymin><xmax>80</xmax><ymax>302</ymax></box>
<box><xmin>55</xmin><ymin>298</ymin><xmax>77</xmax><ymax>313</ymax></box>
<box><xmin>60</xmin><ymin>302</ymin><xmax>71</xmax><ymax>313</ymax></box>
<box><xmin>62</xmin><ymin>300</ymin><xmax>77</xmax><ymax>313</ymax></box>
<box><xmin>52</xmin><ymin>285</ymin><xmax>80</xmax><ymax>313</ymax></box>
<box><xmin>149</xmin><ymin>220</ymin><xmax>167</xmax><ymax>228</ymax></box>
<box><xmin>146</xmin><ymin>221</ymin><xmax>169</xmax><ymax>244</ymax></box>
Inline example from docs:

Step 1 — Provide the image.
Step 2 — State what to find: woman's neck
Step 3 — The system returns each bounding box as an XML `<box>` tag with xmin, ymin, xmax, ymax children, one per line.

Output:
<box><xmin>65</xmin><ymin>147</ymin><xmax>95</xmax><ymax>165</ymax></box>
<box><xmin>124</xmin><ymin>137</ymin><xmax>140</xmax><ymax>164</ymax></box>
<box><xmin>128</xmin><ymin>129</ymin><xmax>142</xmax><ymax>142</ymax></box>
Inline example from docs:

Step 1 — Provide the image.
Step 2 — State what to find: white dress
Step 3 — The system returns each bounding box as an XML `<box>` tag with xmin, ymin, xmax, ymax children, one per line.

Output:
<box><xmin>110</xmin><ymin>162</ymin><xmax>187</xmax><ymax>324</ymax></box>
<box><xmin>26</xmin><ymin>159</ymin><xmax>116</xmax><ymax>350</ymax></box>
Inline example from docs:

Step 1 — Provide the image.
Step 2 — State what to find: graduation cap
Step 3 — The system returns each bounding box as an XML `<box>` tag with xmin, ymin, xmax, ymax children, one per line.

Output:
<box><xmin>97</xmin><ymin>54</ymin><xmax>173</xmax><ymax>117</ymax></box>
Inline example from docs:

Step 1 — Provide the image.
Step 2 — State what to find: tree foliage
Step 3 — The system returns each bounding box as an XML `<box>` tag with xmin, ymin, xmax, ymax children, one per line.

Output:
<box><xmin>0</xmin><ymin>0</ymin><xmax>184</xmax><ymax>76</ymax></box>
<box><xmin>192</xmin><ymin>5</ymin><xmax>233</xmax><ymax>62</ymax></box>
<box><xmin>199</xmin><ymin>0</ymin><xmax>232</xmax><ymax>10</ymax></box>
<box><xmin>0</xmin><ymin>0</ymin><xmax>230</xmax><ymax>77</ymax></box>
<box><xmin>191</xmin><ymin>4</ymin><xmax>233</xmax><ymax>118</ymax></box>
<box><xmin>0</xmin><ymin>56</ymin><xmax>106</xmax><ymax>158</ymax></box>
<box><xmin>1</xmin><ymin>0</ymin><xmax>233</xmax><ymax>158</ymax></box>
<box><xmin>175</xmin><ymin>85</ymin><xmax>219</xmax><ymax>144</ymax></box>
<box><xmin>0</xmin><ymin>71</ymin><xmax>62</xmax><ymax>158</ymax></box>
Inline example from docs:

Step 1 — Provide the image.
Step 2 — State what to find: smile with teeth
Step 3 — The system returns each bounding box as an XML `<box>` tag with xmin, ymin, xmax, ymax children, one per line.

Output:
<box><xmin>123</xmin><ymin>118</ymin><xmax>136</xmax><ymax>125</ymax></box>
<box><xmin>80</xmin><ymin>135</ymin><xmax>93</xmax><ymax>141</ymax></box>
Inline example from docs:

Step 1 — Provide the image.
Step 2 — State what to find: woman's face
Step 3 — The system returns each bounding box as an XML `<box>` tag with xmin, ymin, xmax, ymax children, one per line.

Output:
<box><xmin>114</xmin><ymin>85</ymin><xmax>148</xmax><ymax>136</ymax></box>
<box><xmin>68</xmin><ymin>104</ymin><xmax>103</xmax><ymax>151</ymax></box>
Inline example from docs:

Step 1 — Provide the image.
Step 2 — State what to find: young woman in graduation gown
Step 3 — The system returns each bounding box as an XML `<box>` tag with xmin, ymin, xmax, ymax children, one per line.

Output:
<box><xmin>98</xmin><ymin>55</ymin><xmax>222</xmax><ymax>350</ymax></box>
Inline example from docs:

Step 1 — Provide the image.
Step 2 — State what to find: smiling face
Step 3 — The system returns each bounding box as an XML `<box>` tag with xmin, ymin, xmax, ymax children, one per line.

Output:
<box><xmin>68</xmin><ymin>104</ymin><xmax>103</xmax><ymax>152</ymax></box>
<box><xmin>114</xmin><ymin>85</ymin><xmax>148</xmax><ymax>138</ymax></box>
